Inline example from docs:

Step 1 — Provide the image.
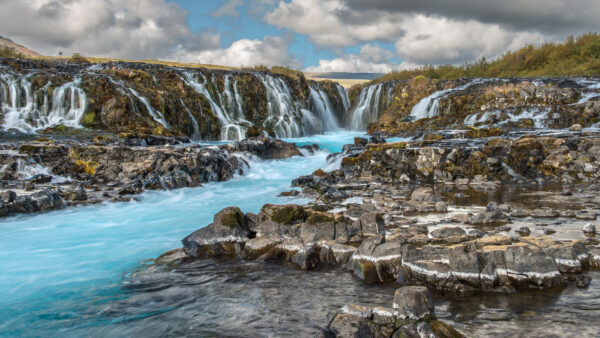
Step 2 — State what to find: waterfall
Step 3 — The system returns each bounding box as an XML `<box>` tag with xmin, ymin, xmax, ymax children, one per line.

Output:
<box><xmin>1</xmin><ymin>73</ymin><xmax>87</xmax><ymax>132</ymax></box>
<box><xmin>336</xmin><ymin>84</ymin><xmax>350</xmax><ymax>112</ymax></box>
<box><xmin>410</xmin><ymin>79</ymin><xmax>487</xmax><ymax>120</ymax></box>
<box><xmin>350</xmin><ymin>83</ymin><xmax>384</xmax><ymax>130</ymax></box>
<box><xmin>128</xmin><ymin>88</ymin><xmax>168</xmax><ymax>129</ymax></box>
<box><xmin>257</xmin><ymin>74</ymin><xmax>303</xmax><ymax>138</ymax></box>
<box><xmin>180</xmin><ymin>98</ymin><xmax>201</xmax><ymax>140</ymax></box>
<box><xmin>182</xmin><ymin>72</ymin><xmax>246</xmax><ymax>141</ymax></box>
<box><xmin>308</xmin><ymin>84</ymin><xmax>339</xmax><ymax>131</ymax></box>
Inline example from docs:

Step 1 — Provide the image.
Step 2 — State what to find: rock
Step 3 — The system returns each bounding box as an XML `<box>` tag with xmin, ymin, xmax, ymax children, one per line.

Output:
<box><xmin>359</xmin><ymin>212</ymin><xmax>385</xmax><ymax>236</ymax></box>
<box><xmin>517</xmin><ymin>227</ymin><xmax>531</xmax><ymax>236</ymax></box>
<box><xmin>575</xmin><ymin>274</ymin><xmax>592</xmax><ymax>288</ymax></box>
<box><xmin>435</xmin><ymin>201</ymin><xmax>448</xmax><ymax>212</ymax></box>
<box><xmin>326</xmin><ymin>313</ymin><xmax>375</xmax><ymax>337</ymax></box>
<box><xmin>530</xmin><ymin>208</ymin><xmax>559</xmax><ymax>218</ymax></box>
<box><xmin>354</xmin><ymin>137</ymin><xmax>368</xmax><ymax>146</ymax></box>
<box><xmin>411</xmin><ymin>187</ymin><xmax>438</xmax><ymax>203</ymax></box>
<box><xmin>224</xmin><ymin>137</ymin><xmax>301</xmax><ymax>160</ymax></box>
<box><xmin>279</xmin><ymin>190</ymin><xmax>300</xmax><ymax>197</ymax></box>
<box><xmin>583</xmin><ymin>223</ymin><xmax>597</xmax><ymax>235</ymax></box>
<box><xmin>575</xmin><ymin>210</ymin><xmax>597</xmax><ymax>220</ymax></box>
<box><xmin>24</xmin><ymin>181</ymin><xmax>35</xmax><ymax>191</ymax></box>
<box><xmin>467</xmin><ymin>209</ymin><xmax>510</xmax><ymax>225</ymax></box>
<box><xmin>30</xmin><ymin>189</ymin><xmax>66</xmax><ymax>211</ymax></box>
<box><xmin>369</xmin><ymin>135</ymin><xmax>386</xmax><ymax>144</ymax></box>
<box><xmin>182</xmin><ymin>207</ymin><xmax>250</xmax><ymax>257</ymax></box>
<box><xmin>569</xmin><ymin>124</ymin><xmax>583</xmax><ymax>131</ymax></box>
<box><xmin>430</xmin><ymin>226</ymin><xmax>467</xmax><ymax>238</ymax></box>
<box><xmin>63</xmin><ymin>186</ymin><xmax>87</xmax><ymax>201</ymax></box>
<box><xmin>1</xmin><ymin>190</ymin><xmax>17</xmax><ymax>203</ymax></box>
<box><xmin>544</xmin><ymin>241</ymin><xmax>589</xmax><ymax>273</ymax></box>
<box><xmin>0</xmin><ymin>200</ymin><xmax>8</xmax><ymax>217</ymax></box>
<box><xmin>392</xmin><ymin>286</ymin><xmax>435</xmax><ymax>321</ymax></box>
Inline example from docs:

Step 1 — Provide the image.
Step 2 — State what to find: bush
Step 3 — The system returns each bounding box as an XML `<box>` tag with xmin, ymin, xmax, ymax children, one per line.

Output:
<box><xmin>0</xmin><ymin>47</ymin><xmax>24</xmax><ymax>58</ymax></box>
<box><xmin>70</xmin><ymin>53</ymin><xmax>89</xmax><ymax>63</ymax></box>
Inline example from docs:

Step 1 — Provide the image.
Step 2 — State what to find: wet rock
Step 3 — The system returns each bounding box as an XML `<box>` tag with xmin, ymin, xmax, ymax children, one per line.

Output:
<box><xmin>30</xmin><ymin>189</ymin><xmax>66</xmax><ymax>211</ymax></box>
<box><xmin>354</xmin><ymin>137</ymin><xmax>368</xmax><ymax>146</ymax></box>
<box><xmin>530</xmin><ymin>208</ymin><xmax>560</xmax><ymax>218</ymax></box>
<box><xmin>434</xmin><ymin>201</ymin><xmax>448</xmax><ymax>212</ymax></box>
<box><xmin>24</xmin><ymin>181</ymin><xmax>35</xmax><ymax>191</ymax></box>
<box><xmin>574</xmin><ymin>274</ymin><xmax>592</xmax><ymax>288</ymax></box>
<box><xmin>466</xmin><ymin>209</ymin><xmax>510</xmax><ymax>225</ymax></box>
<box><xmin>517</xmin><ymin>227</ymin><xmax>531</xmax><ymax>236</ymax></box>
<box><xmin>392</xmin><ymin>286</ymin><xmax>434</xmax><ymax>321</ymax></box>
<box><xmin>544</xmin><ymin>241</ymin><xmax>589</xmax><ymax>273</ymax></box>
<box><xmin>359</xmin><ymin>212</ymin><xmax>385</xmax><ymax>236</ymax></box>
<box><xmin>351</xmin><ymin>235</ymin><xmax>403</xmax><ymax>283</ymax></box>
<box><xmin>583</xmin><ymin>223</ymin><xmax>597</xmax><ymax>235</ymax></box>
<box><xmin>279</xmin><ymin>190</ymin><xmax>299</xmax><ymax>197</ymax></box>
<box><xmin>26</xmin><ymin>174</ymin><xmax>52</xmax><ymax>184</ymax></box>
<box><xmin>1</xmin><ymin>190</ymin><xmax>17</xmax><ymax>203</ymax></box>
<box><xmin>182</xmin><ymin>207</ymin><xmax>250</xmax><ymax>258</ymax></box>
<box><xmin>575</xmin><ymin>210</ymin><xmax>597</xmax><ymax>220</ymax></box>
<box><xmin>63</xmin><ymin>186</ymin><xmax>88</xmax><ymax>201</ymax></box>
<box><xmin>430</xmin><ymin>226</ymin><xmax>467</xmax><ymax>239</ymax></box>
<box><xmin>569</xmin><ymin>124</ymin><xmax>583</xmax><ymax>131</ymax></box>
<box><xmin>411</xmin><ymin>187</ymin><xmax>438</xmax><ymax>203</ymax></box>
<box><xmin>0</xmin><ymin>200</ymin><xmax>8</xmax><ymax>217</ymax></box>
<box><xmin>224</xmin><ymin>137</ymin><xmax>301</xmax><ymax>160</ymax></box>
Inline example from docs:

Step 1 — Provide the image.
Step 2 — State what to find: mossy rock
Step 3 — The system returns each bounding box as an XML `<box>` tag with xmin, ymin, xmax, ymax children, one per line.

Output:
<box><xmin>306</xmin><ymin>212</ymin><xmax>335</xmax><ymax>224</ymax></box>
<box><xmin>429</xmin><ymin>320</ymin><xmax>465</xmax><ymax>338</ymax></box>
<box><xmin>220</xmin><ymin>209</ymin><xmax>244</xmax><ymax>228</ymax></box>
<box><xmin>271</xmin><ymin>205</ymin><xmax>308</xmax><ymax>225</ymax></box>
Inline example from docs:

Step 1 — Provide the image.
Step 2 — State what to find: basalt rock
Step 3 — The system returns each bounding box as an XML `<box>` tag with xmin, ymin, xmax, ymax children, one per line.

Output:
<box><xmin>222</xmin><ymin>137</ymin><xmax>303</xmax><ymax>160</ymax></box>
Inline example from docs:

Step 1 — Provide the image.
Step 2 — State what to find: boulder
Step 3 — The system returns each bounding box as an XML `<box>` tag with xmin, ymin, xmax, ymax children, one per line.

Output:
<box><xmin>583</xmin><ymin>223</ymin><xmax>597</xmax><ymax>235</ymax></box>
<box><xmin>410</xmin><ymin>187</ymin><xmax>438</xmax><ymax>203</ymax></box>
<box><xmin>392</xmin><ymin>286</ymin><xmax>435</xmax><ymax>321</ymax></box>
<box><xmin>182</xmin><ymin>207</ymin><xmax>250</xmax><ymax>257</ymax></box>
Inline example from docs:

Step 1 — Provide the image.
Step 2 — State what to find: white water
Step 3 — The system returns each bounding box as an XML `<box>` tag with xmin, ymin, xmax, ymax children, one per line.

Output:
<box><xmin>350</xmin><ymin>83</ymin><xmax>384</xmax><ymax>130</ymax></box>
<box><xmin>1</xmin><ymin>74</ymin><xmax>87</xmax><ymax>132</ymax></box>
<box><xmin>465</xmin><ymin>107</ymin><xmax>550</xmax><ymax>128</ymax></box>
<box><xmin>410</xmin><ymin>79</ymin><xmax>488</xmax><ymax>120</ymax></box>
<box><xmin>309</xmin><ymin>86</ymin><xmax>340</xmax><ymax>131</ymax></box>
<box><xmin>128</xmin><ymin>88</ymin><xmax>169</xmax><ymax>129</ymax></box>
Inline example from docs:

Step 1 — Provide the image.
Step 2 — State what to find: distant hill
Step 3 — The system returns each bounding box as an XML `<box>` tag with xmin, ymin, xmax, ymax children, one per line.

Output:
<box><xmin>0</xmin><ymin>35</ymin><xmax>41</xmax><ymax>58</ymax></box>
<box><xmin>311</xmin><ymin>72</ymin><xmax>384</xmax><ymax>80</ymax></box>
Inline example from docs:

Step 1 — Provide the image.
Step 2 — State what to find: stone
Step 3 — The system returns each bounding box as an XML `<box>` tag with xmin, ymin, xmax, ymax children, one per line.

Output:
<box><xmin>517</xmin><ymin>227</ymin><xmax>531</xmax><ymax>236</ymax></box>
<box><xmin>327</xmin><ymin>313</ymin><xmax>375</xmax><ymax>337</ymax></box>
<box><xmin>359</xmin><ymin>212</ymin><xmax>385</xmax><ymax>236</ymax></box>
<box><xmin>575</xmin><ymin>210</ymin><xmax>597</xmax><ymax>220</ymax></box>
<box><xmin>583</xmin><ymin>223</ymin><xmax>597</xmax><ymax>235</ymax></box>
<box><xmin>410</xmin><ymin>187</ymin><xmax>438</xmax><ymax>203</ymax></box>
<box><xmin>0</xmin><ymin>200</ymin><xmax>7</xmax><ymax>217</ymax></box>
<box><xmin>392</xmin><ymin>286</ymin><xmax>435</xmax><ymax>321</ymax></box>
<box><xmin>569</xmin><ymin>124</ymin><xmax>583</xmax><ymax>131</ymax></box>
<box><xmin>1</xmin><ymin>190</ymin><xmax>17</xmax><ymax>203</ymax></box>
<box><xmin>430</xmin><ymin>226</ymin><xmax>467</xmax><ymax>239</ymax></box>
<box><xmin>354</xmin><ymin>137</ymin><xmax>368</xmax><ymax>146</ymax></box>
<box><xmin>435</xmin><ymin>201</ymin><xmax>448</xmax><ymax>212</ymax></box>
<box><xmin>182</xmin><ymin>207</ymin><xmax>250</xmax><ymax>258</ymax></box>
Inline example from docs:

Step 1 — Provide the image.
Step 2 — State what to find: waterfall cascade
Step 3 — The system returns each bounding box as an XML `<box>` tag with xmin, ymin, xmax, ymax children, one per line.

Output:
<box><xmin>0</xmin><ymin>62</ymin><xmax>350</xmax><ymax>141</ymax></box>
<box><xmin>0</xmin><ymin>73</ymin><xmax>87</xmax><ymax>132</ymax></box>
<box><xmin>350</xmin><ymin>83</ymin><xmax>384</xmax><ymax>130</ymax></box>
<box><xmin>409</xmin><ymin>79</ymin><xmax>488</xmax><ymax>120</ymax></box>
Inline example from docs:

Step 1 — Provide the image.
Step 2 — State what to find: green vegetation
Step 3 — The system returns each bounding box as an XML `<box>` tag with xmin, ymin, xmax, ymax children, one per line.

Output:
<box><xmin>271</xmin><ymin>205</ymin><xmax>308</xmax><ymax>225</ymax></box>
<box><xmin>369</xmin><ymin>33</ymin><xmax>600</xmax><ymax>85</ymax></box>
<box><xmin>70</xmin><ymin>53</ymin><xmax>89</xmax><ymax>63</ymax></box>
<box><xmin>0</xmin><ymin>47</ymin><xmax>24</xmax><ymax>58</ymax></box>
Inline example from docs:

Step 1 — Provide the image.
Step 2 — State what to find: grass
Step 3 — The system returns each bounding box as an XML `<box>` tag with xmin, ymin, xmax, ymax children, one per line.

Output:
<box><xmin>366</xmin><ymin>33</ymin><xmax>600</xmax><ymax>86</ymax></box>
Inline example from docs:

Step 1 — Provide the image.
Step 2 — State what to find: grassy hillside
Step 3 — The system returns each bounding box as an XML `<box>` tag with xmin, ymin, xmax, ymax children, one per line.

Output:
<box><xmin>369</xmin><ymin>33</ymin><xmax>600</xmax><ymax>85</ymax></box>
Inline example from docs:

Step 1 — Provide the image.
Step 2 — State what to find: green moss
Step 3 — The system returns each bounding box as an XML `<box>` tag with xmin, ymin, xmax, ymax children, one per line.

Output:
<box><xmin>81</xmin><ymin>111</ymin><xmax>96</xmax><ymax>127</ymax></box>
<box><xmin>429</xmin><ymin>320</ymin><xmax>464</xmax><ymax>338</ymax></box>
<box><xmin>246</xmin><ymin>125</ymin><xmax>261</xmax><ymax>138</ymax></box>
<box><xmin>306</xmin><ymin>212</ymin><xmax>334</xmax><ymax>224</ymax></box>
<box><xmin>271</xmin><ymin>205</ymin><xmax>307</xmax><ymax>225</ymax></box>
<box><xmin>221</xmin><ymin>209</ymin><xmax>244</xmax><ymax>228</ymax></box>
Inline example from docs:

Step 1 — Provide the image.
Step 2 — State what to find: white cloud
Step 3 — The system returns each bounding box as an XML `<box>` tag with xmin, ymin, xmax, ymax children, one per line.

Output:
<box><xmin>211</xmin><ymin>0</ymin><xmax>243</xmax><ymax>18</ymax></box>
<box><xmin>174</xmin><ymin>35</ymin><xmax>302</xmax><ymax>69</ymax></box>
<box><xmin>266</xmin><ymin>0</ymin><xmax>550</xmax><ymax>68</ymax></box>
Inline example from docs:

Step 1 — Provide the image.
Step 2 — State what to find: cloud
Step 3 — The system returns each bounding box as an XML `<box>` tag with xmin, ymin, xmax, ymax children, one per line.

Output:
<box><xmin>266</xmin><ymin>0</ymin><xmax>553</xmax><ymax>67</ymax></box>
<box><xmin>0</xmin><ymin>0</ymin><xmax>216</xmax><ymax>59</ymax></box>
<box><xmin>174</xmin><ymin>35</ymin><xmax>302</xmax><ymax>69</ymax></box>
<box><xmin>305</xmin><ymin>43</ymin><xmax>414</xmax><ymax>73</ymax></box>
<box><xmin>211</xmin><ymin>0</ymin><xmax>243</xmax><ymax>18</ymax></box>
<box><xmin>265</xmin><ymin>0</ymin><xmax>405</xmax><ymax>47</ymax></box>
<box><xmin>343</xmin><ymin>0</ymin><xmax>600</xmax><ymax>35</ymax></box>
<box><xmin>0</xmin><ymin>0</ymin><xmax>300</xmax><ymax>69</ymax></box>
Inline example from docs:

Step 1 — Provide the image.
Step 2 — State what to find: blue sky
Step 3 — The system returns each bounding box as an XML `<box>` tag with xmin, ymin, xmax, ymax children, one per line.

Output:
<box><xmin>0</xmin><ymin>0</ymin><xmax>595</xmax><ymax>72</ymax></box>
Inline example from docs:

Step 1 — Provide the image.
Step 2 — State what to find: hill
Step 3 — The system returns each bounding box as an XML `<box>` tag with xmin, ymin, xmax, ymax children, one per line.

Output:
<box><xmin>0</xmin><ymin>35</ymin><xmax>41</xmax><ymax>58</ymax></box>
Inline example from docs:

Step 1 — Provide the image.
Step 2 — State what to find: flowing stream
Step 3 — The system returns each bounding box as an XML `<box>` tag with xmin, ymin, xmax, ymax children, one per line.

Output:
<box><xmin>0</xmin><ymin>132</ymin><xmax>362</xmax><ymax>336</ymax></box>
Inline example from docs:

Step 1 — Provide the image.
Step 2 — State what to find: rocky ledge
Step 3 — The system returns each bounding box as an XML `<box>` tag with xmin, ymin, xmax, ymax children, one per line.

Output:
<box><xmin>323</xmin><ymin>286</ymin><xmax>462</xmax><ymax>337</ymax></box>
<box><xmin>0</xmin><ymin>136</ymin><xmax>310</xmax><ymax>217</ymax></box>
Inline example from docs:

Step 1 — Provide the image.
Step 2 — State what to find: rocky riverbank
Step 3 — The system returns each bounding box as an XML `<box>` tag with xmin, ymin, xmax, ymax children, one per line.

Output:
<box><xmin>144</xmin><ymin>128</ymin><xmax>600</xmax><ymax>334</ymax></box>
<box><xmin>0</xmin><ymin>136</ymin><xmax>312</xmax><ymax>217</ymax></box>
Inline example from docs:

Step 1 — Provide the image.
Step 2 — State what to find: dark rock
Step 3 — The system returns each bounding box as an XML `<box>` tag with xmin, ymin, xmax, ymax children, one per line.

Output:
<box><xmin>392</xmin><ymin>286</ymin><xmax>435</xmax><ymax>321</ymax></box>
<box><xmin>583</xmin><ymin>223</ymin><xmax>597</xmax><ymax>234</ymax></box>
<box><xmin>1</xmin><ymin>190</ymin><xmax>17</xmax><ymax>203</ymax></box>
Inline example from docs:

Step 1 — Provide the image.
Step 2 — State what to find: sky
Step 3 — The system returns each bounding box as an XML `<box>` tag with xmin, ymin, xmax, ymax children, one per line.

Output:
<box><xmin>0</xmin><ymin>0</ymin><xmax>598</xmax><ymax>73</ymax></box>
